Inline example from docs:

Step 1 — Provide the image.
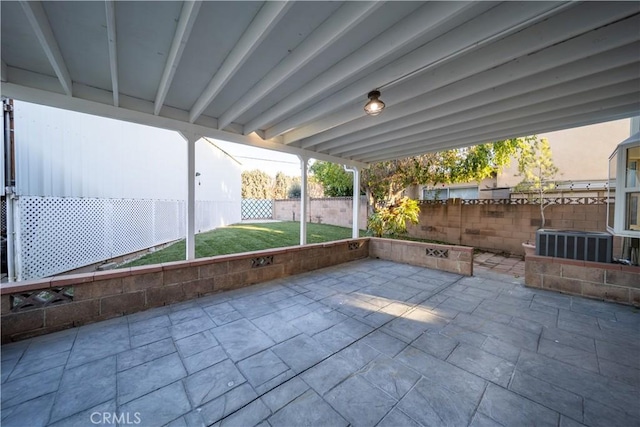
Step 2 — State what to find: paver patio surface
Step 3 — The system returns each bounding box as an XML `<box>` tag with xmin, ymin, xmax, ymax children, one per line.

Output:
<box><xmin>1</xmin><ymin>259</ymin><xmax>638</xmax><ymax>427</ymax></box>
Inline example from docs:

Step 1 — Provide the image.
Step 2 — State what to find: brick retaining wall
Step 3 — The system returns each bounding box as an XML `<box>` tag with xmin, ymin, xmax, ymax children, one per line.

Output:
<box><xmin>525</xmin><ymin>255</ymin><xmax>640</xmax><ymax>306</ymax></box>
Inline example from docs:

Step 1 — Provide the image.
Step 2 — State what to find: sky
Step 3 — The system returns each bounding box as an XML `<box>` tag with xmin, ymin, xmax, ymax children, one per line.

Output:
<box><xmin>213</xmin><ymin>139</ymin><xmax>305</xmax><ymax>177</ymax></box>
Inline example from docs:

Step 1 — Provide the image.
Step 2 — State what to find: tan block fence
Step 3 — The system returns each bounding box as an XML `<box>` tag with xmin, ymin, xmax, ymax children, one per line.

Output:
<box><xmin>272</xmin><ymin>197</ymin><xmax>616</xmax><ymax>257</ymax></box>
<box><xmin>1</xmin><ymin>238</ymin><xmax>473</xmax><ymax>343</ymax></box>
<box><xmin>407</xmin><ymin>198</ymin><xmax>620</xmax><ymax>256</ymax></box>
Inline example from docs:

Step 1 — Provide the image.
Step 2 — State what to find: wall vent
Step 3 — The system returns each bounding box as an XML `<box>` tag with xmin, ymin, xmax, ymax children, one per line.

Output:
<box><xmin>536</xmin><ymin>229</ymin><xmax>612</xmax><ymax>263</ymax></box>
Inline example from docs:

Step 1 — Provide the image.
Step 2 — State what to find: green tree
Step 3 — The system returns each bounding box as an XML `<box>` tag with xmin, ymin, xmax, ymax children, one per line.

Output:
<box><xmin>515</xmin><ymin>136</ymin><xmax>559</xmax><ymax>228</ymax></box>
<box><xmin>309</xmin><ymin>161</ymin><xmax>354</xmax><ymax>197</ymax></box>
<box><xmin>288</xmin><ymin>183</ymin><xmax>301</xmax><ymax>198</ymax></box>
<box><xmin>273</xmin><ymin>172</ymin><xmax>292</xmax><ymax>199</ymax></box>
<box><xmin>241</xmin><ymin>169</ymin><xmax>273</xmax><ymax>199</ymax></box>
<box><xmin>362</xmin><ymin>138</ymin><xmax>524</xmax><ymax>208</ymax></box>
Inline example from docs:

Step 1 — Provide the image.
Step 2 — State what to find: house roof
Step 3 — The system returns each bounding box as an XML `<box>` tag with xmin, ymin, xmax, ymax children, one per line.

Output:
<box><xmin>2</xmin><ymin>1</ymin><xmax>639</xmax><ymax>167</ymax></box>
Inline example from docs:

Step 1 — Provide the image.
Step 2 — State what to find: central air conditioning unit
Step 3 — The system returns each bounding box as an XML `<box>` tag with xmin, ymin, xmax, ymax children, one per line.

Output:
<box><xmin>536</xmin><ymin>229</ymin><xmax>613</xmax><ymax>263</ymax></box>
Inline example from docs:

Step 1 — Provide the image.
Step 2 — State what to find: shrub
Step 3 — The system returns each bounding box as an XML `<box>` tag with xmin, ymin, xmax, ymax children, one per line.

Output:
<box><xmin>367</xmin><ymin>197</ymin><xmax>420</xmax><ymax>237</ymax></box>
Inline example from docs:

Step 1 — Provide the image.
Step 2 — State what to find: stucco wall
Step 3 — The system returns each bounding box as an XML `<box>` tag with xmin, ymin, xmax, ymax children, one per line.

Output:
<box><xmin>497</xmin><ymin>118</ymin><xmax>631</xmax><ymax>188</ymax></box>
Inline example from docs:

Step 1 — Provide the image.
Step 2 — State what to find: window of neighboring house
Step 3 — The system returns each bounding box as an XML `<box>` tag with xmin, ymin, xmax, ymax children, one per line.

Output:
<box><xmin>423</xmin><ymin>186</ymin><xmax>478</xmax><ymax>200</ymax></box>
<box><xmin>449</xmin><ymin>187</ymin><xmax>479</xmax><ymax>199</ymax></box>
<box><xmin>423</xmin><ymin>188</ymin><xmax>448</xmax><ymax>200</ymax></box>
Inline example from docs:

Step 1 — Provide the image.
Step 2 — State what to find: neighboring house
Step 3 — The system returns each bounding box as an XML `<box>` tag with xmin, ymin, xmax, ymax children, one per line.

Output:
<box><xmin>1</xmin><ymin>100</ymin><xmax>241</xmax><ymax>281</ymax></box>
<box><xmin>420</xmin><ymin>118</ymin><xmax>634</xmax><ymax>200</ymax></box>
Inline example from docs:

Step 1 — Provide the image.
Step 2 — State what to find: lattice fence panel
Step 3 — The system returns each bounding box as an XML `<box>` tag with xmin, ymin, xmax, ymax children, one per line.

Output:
<box><xmin>420</xmin><ymin>197</ymin><xmax>608</xmax><ymax>206</ymax></box>
<box><xmin>154</xmin><ymin>200</ymin><xmax>184</xmax><ymax>243</ymax></box>
<box><xmin>108</xmin><ymin>199</ymin><xmax>155</xmax><ymax>257</ymax></box>
<box><xmin>16</xmin><ymin>197</ymin><xmax>188</xmax><ymax>280</ymax></box>
<box><xmin>242</xmin><ymin>199</ymin><xmax>273</xmax><ymax>220</ymax></box>
<box><xmin>1</xmin><ymin>196</ymin><xmax>6</xmax><ymax>235</ymax></box>
<box><xmin>18</xmin><ymin>197</ymin><xmax>108</xmax><ymax>280</ymax></box>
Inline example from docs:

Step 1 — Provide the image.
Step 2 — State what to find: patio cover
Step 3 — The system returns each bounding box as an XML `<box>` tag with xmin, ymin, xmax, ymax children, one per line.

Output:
<box><xmin>1</xmin><ymin>1</ymin><xmax>639</xmax><ymax>263</ymax></box>
<box><xmin>2</xmin><ymin>1</ymin><xmax>639</xmax><ymax>165</ymax></box>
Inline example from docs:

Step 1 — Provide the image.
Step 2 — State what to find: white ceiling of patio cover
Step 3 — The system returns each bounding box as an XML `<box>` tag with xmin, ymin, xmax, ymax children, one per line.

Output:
<box><xmin>2</xmin><ymin>1</ymin><xmax>639</xmax><ymax>166</ymax></box>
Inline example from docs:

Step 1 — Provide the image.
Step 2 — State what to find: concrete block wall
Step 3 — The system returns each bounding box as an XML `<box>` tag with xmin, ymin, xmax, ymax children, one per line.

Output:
<box><xmin>0</xmin><ymin>237</ymin><xmax>476</xmax><ymax>342</ymax></box>
<box><xmin>525</xmin><ymin>255</ymin><xmax>640</xmax><ymax>306</ymax></box>
<box><xmin>369</xmin><ymin>238</ymin><xmax>474</xmax><ymax>276</ymax></box>
<box><xmin>273</xmin><ymin>197</ymin><xmax>368</xmax><ymax>229</ymax></box>
<box><xmin>1</xmin><ymin>239</ymin><xmax>369</xmax><ymax>343</ymax></box>
<box><xmin>408</xmin><ymin>201</ymin><xmax>620</xmax><ymax>256</ymax></box>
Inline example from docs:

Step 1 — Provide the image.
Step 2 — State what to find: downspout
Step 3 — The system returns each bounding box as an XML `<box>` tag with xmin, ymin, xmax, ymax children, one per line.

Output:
<box><xmin>344</xmin><ymin>165</ymin><xmax>360</xmax><ymax>239</ymax></box>
<box><xmin>4</xmin><ymin>99</ymin><xmax>16</xmax><ymax>282</ymax></box>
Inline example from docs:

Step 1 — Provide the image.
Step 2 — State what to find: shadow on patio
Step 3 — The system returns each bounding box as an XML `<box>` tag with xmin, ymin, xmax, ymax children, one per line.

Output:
<box><xmin>1</xmin><ymin>258</ymin><xmax>638</xmax><ymax>427</ymax></box>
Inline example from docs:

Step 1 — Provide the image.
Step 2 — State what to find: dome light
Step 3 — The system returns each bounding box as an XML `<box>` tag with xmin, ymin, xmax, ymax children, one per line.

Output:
<box><xmin>364</xmin><ymin>90</ymin><xmax>385</xmax><ymax>116</ymax></box>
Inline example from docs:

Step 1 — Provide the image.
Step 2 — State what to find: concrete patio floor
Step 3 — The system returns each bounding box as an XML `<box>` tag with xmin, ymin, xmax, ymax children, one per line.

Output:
<box><xmin>1</xmin><ymin>259</ymin><xmax>638</xmax><ymax>427</ymax></box>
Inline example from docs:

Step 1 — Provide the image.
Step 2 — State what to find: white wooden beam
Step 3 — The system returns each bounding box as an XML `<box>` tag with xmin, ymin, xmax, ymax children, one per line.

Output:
<box><xmin>298</xmin><ymin>155</ymin><xmax>309</xmax><ymax>245</ymax></box>
<box><xmin>242</xmin><ymin>1</ymin><xmax>481</xmax><ymax>135</ymax></box>
<box><xmin>20</xmin><ymin>0</ymin><xmax>73</xmax><ymax>96</ymax></box>
<box><xmin>1</xmin><ymin>81</ymin><xmax>367</xmax><ymax>169</ymax></box>
<box><xmin>344</xmin><ymin>166</ymin><xmax>361</xmax><ymax>239</ymax></box>
<box><xmin>188</xmin><ymin>1</ymin><xmax>291</xmax><ymax>124</ymax></box>
<box><xmin>268</xmin><ymin>1</ymin><xmax>578</xmax><ymax>141</ymax></box>
<box><xmin>105</xmin><ymin>0</ymin><xmax>119</xmax><ymax>107</ymax></box>
<box><xmin>275</xmin><ymin>1</ymin><xmax>638</xmax><ymax>144</ymax></box>
<box><xmin>359</xmin><ymin>94</ymin><xmax>640</xmax><ymax>162</ymax></box>
<box><xmin>154</xmin><ymin>1</ymin><xmax>202</xmax><ymax>116</ymax></box>
<box><xmin>179</xmin><ymin>131</ymin><xmax>200</xmax><ymax>260</ymax></box>
<box><xmin>303</xmin><ymin>41</ymin><xmax>640</xmax><ymax>151</ymax></box>
<box><xmin>330</xmin><ymin>63</ymin><xmax>640</xmax><ymax>157</ymax></box>
<box><xmin>217</xmin><ymin>1</ymin><xmax>383</xmax><ymax>131</ymax></box>
<box><xmin>344</xmin><ymin>79</ymin><xmax>640</xmax><ymax>158</ymax></box>
<box><xmin>362</xmin><ymin>105</ymin><xmax>639</xmax><ymax>163</ymax></box>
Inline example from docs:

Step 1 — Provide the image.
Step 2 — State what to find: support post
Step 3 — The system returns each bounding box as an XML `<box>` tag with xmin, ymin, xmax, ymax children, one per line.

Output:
<box><xmin>298</xmin><ymin>155</ymin><xmax>308</xmax><ymax>245</ymax></box>
<box><xmin>179</xmin><ymin>132</ymin><xmax>199</xmax><ymax>260</ymax></box>
<box><xmin>344</xmin><ymin>165</ymin><xmax>360</xmax><ymax>239</ymax></box>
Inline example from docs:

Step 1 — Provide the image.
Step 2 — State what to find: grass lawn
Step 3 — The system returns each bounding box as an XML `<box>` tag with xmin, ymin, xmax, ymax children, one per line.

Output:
<box><xmin>123</xmin><ymin>221</ymin><xmax>366</xmax><ymax>267</ymax></box>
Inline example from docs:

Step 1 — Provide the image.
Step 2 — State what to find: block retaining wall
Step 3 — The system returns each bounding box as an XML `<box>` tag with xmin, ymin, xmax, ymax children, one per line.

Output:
<box><xmin>0</xmin><ymin>238</ymin><xmax>474</xmax><ymax>343</ymax></box>
<box><xmin>369</xmin><ymin>238</ymin><xmax>474</xmax><ymax>276</ymax></box>
<box><xmin>1</xmin><ymin>239</ymin><xmax>371</xmax><ymax>343</ymax></box>
<box><xmin>525</xmin><ymin>255</ymin><xmax>640</xmax><ymax>306</ymax></box>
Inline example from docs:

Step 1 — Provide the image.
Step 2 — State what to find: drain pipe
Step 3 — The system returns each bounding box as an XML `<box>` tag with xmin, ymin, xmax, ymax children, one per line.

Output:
<box><xmin>5</xmin><ymin>189</ymin><xmax>16</xmax><ymax>282</ymax></box>
<box><xmin>4</xmin><ymin>99</ymin><xmax>16</xmax><ymax>282</ymax></box>
<box><xmin>344</xmin><ymin>165</ymin><xmax>360</xmax><ymax>239</ymax></box>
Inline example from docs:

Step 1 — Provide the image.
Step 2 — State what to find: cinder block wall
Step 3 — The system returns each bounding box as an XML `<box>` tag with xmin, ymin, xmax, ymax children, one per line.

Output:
<box><xmin>0</xmin><ymin>237</ymin><xmax>476</xmax><ymax>343</ymax></box>
<box><xmin>525</xmin><ymin>255</ymin><xmax>640</xmax><ymax>306</ymax></box>
<box><xmin>369</xmin><ymin>238</ymin><xmax>474</xmax><ymax>276</ymax></box>
<box><xmin>407</xmin><ymin>201</ymin><xmax>619</xmax><ymax>256</ymax></box>
<box><xmin>1</xmin><ymin>239</ymin><xmax>369</xmax><ymax>343</ymax></box>
<box><xmin>273</xmin><ymin>197</ymin><xmax>368</xmax><ymax>229</ymax></box>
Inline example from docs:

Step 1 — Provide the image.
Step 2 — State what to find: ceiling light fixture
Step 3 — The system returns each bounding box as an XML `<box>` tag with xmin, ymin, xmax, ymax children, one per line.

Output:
<box><xmin>364</xmin><ymin>90</ymin><xmax>385</xmax><ymax>116</ymax></box>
